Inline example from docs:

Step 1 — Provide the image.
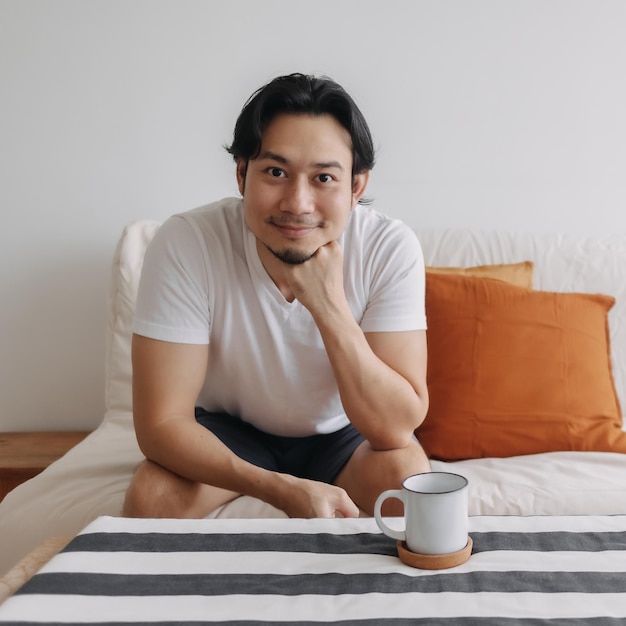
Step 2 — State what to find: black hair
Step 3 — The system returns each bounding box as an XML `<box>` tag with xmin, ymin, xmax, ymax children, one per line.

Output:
<box><xmin>226</xmin><ymin>73</ymin><xmax>376</xmax><ymax>178</ymax></box>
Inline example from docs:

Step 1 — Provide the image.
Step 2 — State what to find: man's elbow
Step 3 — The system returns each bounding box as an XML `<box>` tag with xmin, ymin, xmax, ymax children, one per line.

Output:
<box><xmin>369</xmin><ymin>404</ymin><xmax>428</xmax><ymax>451</ymax></box>
<box><xmin>133</xmin><ymin>420</ymin><xmax>164</xmax><ymax>462</ymax></box>
<box><xmin>367</xmin><ymin>424</ymin><xmax>419</xmax><ymax>452</ymax></box>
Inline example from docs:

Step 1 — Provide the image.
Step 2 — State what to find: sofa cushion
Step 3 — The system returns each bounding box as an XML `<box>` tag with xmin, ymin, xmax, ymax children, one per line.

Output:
<box><xmin>105</xmin><ymin>220</ymin><xmax>161</xmax><ymax>418</ymax></box>
<box><xmin>418</xmin><ymin>272</ymin><xmax>626</xmax><ymax>460</ymax></box>
<box><xmin>427</xmin><ymin>261</ymin><xmax>533</xmax><ymax>289</ymax></box>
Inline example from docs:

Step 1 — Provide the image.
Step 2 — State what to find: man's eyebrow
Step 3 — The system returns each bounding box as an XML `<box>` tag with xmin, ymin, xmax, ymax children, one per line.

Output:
<box><xmin>314</xmin><ymin>160</ymin><xmax>344</xmax><ymax>171</ymax></box>
<box><xmin>256</xmin><ymin>151</ymin><xmax>288</xmax><ymax>164</ymax></box>
<box><xmin>256</xmin><ymin>151</ymin><xmax>344</xmax><ymax>171</ymax></box>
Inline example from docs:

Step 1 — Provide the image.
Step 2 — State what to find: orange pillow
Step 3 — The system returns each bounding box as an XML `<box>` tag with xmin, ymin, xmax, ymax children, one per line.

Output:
<box><xmin>418</xmin><ymin>273</ymin><xmax>626</xmax><ymax>460</ymax></box>
<box><xmin>427</xmin><ymin>261</ymin><xmax>534</xmax><ymax>289</ymax></box>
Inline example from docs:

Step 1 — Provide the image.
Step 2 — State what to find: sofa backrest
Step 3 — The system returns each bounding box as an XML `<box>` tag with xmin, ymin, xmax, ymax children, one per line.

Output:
<box><xmin>104</xmin><ymin>221</ymin><xmax>626</xmax><ymax>427</ymax></box>
<box><xmin>105</xmin><ymin>220</ymin><xmax>160</xmax><ymax>418</ymax></box>
<box><xmin>417</xmin><ymin>228</ymin><xmax>626</xmax><ymax>415</ymax></box>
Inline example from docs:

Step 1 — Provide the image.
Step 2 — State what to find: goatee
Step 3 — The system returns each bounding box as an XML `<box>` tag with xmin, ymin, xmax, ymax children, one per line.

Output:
<box><xmin>264</xmin><ymin>244</ymin><xmax>315</xmax><ymax>265</ymax></box>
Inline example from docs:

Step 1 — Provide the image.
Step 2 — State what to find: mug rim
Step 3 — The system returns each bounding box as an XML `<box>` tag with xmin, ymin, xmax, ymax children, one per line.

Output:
<box><xmin>402</xmin><ymin>471</ymin><xmax>468</xmax><ymax>495</ymax></box>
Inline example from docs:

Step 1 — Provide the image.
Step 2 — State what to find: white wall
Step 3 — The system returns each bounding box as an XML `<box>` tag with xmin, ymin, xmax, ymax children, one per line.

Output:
<box><xmin>1</xmin><ymin>0</ymin><xmax>625</xmax><ymax>431</ymax></box>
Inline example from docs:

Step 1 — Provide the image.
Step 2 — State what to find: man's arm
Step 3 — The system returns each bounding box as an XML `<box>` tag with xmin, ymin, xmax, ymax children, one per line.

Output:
<box><xmin>316</xmin><ymin>317</ymin><xmax>428</xmax><ymax>451</ymax></box>
<box><xmin>282</xmin><ymin>241</ymin><xmax>428</xmax><ymax>451</ymax></box>
<box><xmin>131</xmin><ymin>333</ymin><xmax>359</xmax><ymax>517</ymax></box>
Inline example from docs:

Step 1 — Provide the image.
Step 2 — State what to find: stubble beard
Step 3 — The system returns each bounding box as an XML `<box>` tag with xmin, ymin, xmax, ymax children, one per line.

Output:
<box><xmin>263</xmin><ymin>244</ymin><xmax>315</xmax><ymax>265</ymax></box>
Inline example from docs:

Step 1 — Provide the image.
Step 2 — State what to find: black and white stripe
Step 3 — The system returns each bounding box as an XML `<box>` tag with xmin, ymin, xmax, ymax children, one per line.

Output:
<box><xmin>1</xmin><ymin>515</ymin><xmax>625</xmax><ymax>624</ymax></box>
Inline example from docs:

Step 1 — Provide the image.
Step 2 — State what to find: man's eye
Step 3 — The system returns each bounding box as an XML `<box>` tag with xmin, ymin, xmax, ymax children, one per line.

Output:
<box><xmin>317</xmin><ymin>173</ymin><xmax>333</xmax><ymax>183</ymax></box>
<box><xmin>268</xmin><ymin>167</ymin><xmax>285</xmax><ymax>177</ymax></box>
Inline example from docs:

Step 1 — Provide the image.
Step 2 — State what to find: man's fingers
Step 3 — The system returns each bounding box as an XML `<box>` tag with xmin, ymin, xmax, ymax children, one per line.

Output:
<box><xmin>336</xmin><ymin>502</ymin><xmax>360</xmax><ymax>518</ymax></box>
<box><xmin>334</xmin><ymin>490</ymin><xmax>360</xmax><ymax>518</ymax></box>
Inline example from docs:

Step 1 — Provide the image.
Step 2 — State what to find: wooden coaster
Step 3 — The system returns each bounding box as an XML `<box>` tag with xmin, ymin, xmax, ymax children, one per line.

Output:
<box><xmin>397</xmin><ymin>536</ymin><xmax>473</xmax><ymax>570</ymax></box>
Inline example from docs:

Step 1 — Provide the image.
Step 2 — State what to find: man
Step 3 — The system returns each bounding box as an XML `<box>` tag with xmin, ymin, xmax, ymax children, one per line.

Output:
<box><xmin>123</xmin><ymin>73</ymin><xmax>430</xmax><ymax>520</ymax></box>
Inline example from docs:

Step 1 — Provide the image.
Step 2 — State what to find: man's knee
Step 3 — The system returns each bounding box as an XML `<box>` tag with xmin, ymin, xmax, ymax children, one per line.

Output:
<box><xmin>123</xmin><ymin>459</ymin><xmax>191</xmax><ymax>518</ymax></box>
<box><xmin>336</xmin><ymin>438</ymin><xmax>430</xmax><ymax>515</ymax></box>
<box><xmin>380</xmin><ymin>439</ymin><xmax>430</xmax><ymax>486</ymax></box>
<box><xmin>373</xmin><ymin>442</ymin><xmax>430</xmax><ymax>515</ymax></box>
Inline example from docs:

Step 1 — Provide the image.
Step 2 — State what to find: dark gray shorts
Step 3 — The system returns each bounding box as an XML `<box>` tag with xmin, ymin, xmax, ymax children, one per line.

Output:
<box><xmin>194</xmin><ymin>408</ymin><xmax>365</xmax><ymax>484</ymax></box>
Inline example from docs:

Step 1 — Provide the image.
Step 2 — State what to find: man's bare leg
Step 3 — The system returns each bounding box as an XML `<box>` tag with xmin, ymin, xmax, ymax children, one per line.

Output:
<box><xmin>334</xmin><ymin>439</ymin><xmax>431</xmax><ymax>516</ymax></box>
<box><xmin>122</xmin><ymin>459</ymin><xmax>240</xmax><ymax>518</ymax></box>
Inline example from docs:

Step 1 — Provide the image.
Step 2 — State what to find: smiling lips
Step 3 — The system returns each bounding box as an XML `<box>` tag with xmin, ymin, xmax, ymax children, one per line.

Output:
<box><xmin>275</xmin><ymin>225</ymin><xmax>315</xmax><ymax>239</ymax></box>
<box><xmin>268</xmin><ymin>218</ymin><xmax>322</xmax><ymax>239</ymax></box>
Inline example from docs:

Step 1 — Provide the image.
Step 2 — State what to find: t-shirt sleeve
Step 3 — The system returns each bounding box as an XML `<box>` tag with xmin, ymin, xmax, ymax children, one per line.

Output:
<box><xmin>359</xmin><ymin>221</ymin><xmax>427</xmax><ymax>333</ymax></box>
<box><xmin>132</xmin><ymin>215</ymin><xmax>211</xmax><ymax>344</ymax></box>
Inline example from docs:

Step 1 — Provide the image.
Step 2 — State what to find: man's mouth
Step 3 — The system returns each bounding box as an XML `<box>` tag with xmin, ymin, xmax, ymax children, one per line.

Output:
<box><xmin>275</xmin><ymin>225</ymin><xmax>315</xmax><ymax>238</ymax></box>
<box><xmin>268</xmin><ymin>218</ymin><xmax>321</xmax><ymax>239</ymax></box>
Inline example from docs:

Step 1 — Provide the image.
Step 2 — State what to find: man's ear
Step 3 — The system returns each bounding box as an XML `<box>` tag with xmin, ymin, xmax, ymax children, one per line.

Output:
<box><xmin>351</xmin><ymin>171</ymin><xmax>370</xmax><ymax>208</ymax></box>
<box><xmin>236</xmin><ymin>158</ymin><xmax>247</xmax><ymax>196</ymax></box>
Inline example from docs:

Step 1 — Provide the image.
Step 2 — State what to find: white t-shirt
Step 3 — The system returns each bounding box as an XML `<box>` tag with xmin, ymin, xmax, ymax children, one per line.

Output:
<box><xmin>133</xmin><ymin>197</ymin><xmax>426</xmax><ymax>437</ymax></box>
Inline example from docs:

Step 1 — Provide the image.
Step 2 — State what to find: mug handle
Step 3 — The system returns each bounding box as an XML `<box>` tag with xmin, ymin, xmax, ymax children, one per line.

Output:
<box><xmin>374</xmin><ymin>489</ymin><xmax>406</xmax><ymax>542</ymax></box>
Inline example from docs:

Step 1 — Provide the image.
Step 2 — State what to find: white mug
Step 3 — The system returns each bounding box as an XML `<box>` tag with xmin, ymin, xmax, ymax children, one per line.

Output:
<box><xmin>374</xmin><ymin>472</ymin><xmax>469</xmax><ymax>555</ymax></box>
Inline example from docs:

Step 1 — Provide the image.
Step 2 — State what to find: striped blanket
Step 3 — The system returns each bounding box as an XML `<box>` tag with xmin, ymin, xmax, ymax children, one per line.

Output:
<box><xmin>1</xmin><ymin>515</ymin><xmax>625</xmax><ymax>624</ymax></box>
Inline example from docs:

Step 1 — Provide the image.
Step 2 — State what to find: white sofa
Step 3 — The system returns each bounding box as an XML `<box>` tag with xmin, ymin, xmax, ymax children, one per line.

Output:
<box><xmin>1</xmin><ymin>220</ymin><xmax>625</xmax><ymax>576</ymax></box>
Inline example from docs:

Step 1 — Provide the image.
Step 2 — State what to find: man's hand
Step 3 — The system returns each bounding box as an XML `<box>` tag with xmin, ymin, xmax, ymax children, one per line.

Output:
<box><xmin>282</xmin><ymin>241</ymin><xmax>347</xmax><ymax>317</ymax></box>
<box><xmin>276</xmin><ymin>475</ymin><xmax>360</xmax><ymax>519</ymax></box>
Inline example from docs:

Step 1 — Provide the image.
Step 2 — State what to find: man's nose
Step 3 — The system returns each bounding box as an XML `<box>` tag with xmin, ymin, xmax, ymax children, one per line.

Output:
<box><xmin>281</xmin><ymin>177</ymin><xmax>314</xmax><ymax>214</ymax></box>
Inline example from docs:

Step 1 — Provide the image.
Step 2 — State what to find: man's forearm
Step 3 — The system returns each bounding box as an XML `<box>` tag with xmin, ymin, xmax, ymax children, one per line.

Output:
<box><xmin>312</xmin><ymin>304</ymin><xmax>428</xmax><ymax>450</ymax></box>
<box><xmin>136</xmin><ymin>416</ymin><xmax>291</xmax><ymax>508</ymax></box>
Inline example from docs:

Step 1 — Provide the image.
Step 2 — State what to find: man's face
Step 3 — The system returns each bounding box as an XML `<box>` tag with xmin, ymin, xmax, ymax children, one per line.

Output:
<box><xmin>237</xmin><ymin>113</ymin><xmax>369</xmax><ymax>269</ymax></box>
